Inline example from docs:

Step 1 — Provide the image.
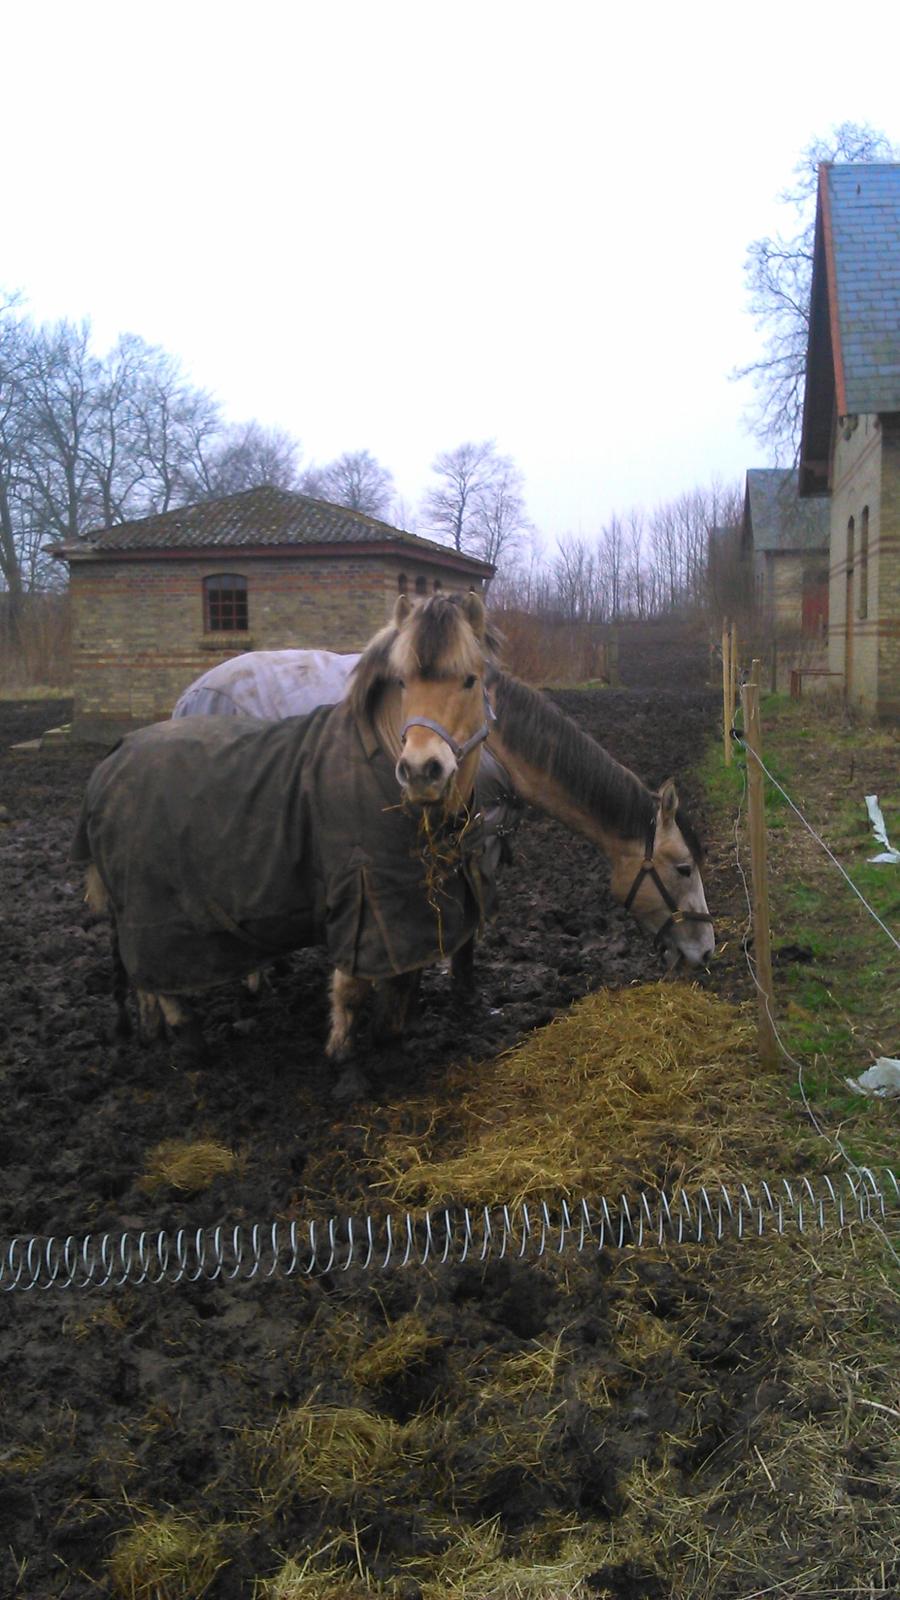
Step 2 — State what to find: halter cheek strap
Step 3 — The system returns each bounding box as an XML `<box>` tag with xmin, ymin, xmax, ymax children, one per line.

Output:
<box><xmin>622</xmin><ymin>817</ymin><xmax>714</xmax><ymax>948</ymax></box>
<box><xmin>400</xmin><ymin>686</ymin><xmax>496</xmax><ymax>763</ymax></box>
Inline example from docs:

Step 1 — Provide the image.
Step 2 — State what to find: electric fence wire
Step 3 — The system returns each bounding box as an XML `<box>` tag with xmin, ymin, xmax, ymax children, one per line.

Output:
<box><xmin>728</xmin><ymin>696</ymin><xmax>900</xmax><ymax>1269</ymax></box>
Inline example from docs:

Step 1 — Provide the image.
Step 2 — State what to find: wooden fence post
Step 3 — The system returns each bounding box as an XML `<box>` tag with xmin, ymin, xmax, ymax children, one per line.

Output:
<box><xmin>722</xmin><ymin>622</ymin><xmax>732</xmax><ymax>766</ymax></box>
<box><xmin>730</xmin><ymin>620</ymin><xmax>739</xmax><ymax>724</ymax></box>
<box><xmin>741</xmin><ymin>677</ymin><xmax>779</xmax><ymax>1066</ymax></box>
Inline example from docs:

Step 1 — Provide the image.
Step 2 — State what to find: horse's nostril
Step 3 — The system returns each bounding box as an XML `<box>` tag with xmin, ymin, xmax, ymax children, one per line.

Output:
<box><xmin>423</xmin><ymin>759</ymin><xmax>443</xmax><ymax>784</ymax></box>
<box><xmin>397</xmin><ymin>759</ymin><xmax>410</xmax><ymax>784</ymax></box>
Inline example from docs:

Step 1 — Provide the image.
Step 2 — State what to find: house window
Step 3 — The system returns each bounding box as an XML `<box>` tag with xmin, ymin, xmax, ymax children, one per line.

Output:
<box><xmin>204</xmin><ymin>574</ymin><xmax>248</xmax><ymax>632</ymax></box>
<box><xmin>415</xmin><ymin>574</ymin><xmax>427</xmax><ymax>595</ymax></box>
<box><xmin>858</xmin><ymin>507</ymin><xmax>869</xmax><ymax>619</ymax></box>
<box><xmin>397</xmin><ymin>573</ymin><xmax>408</xmax><ymax>594</ymax></box>
<box><xmin>433</xmin><ymin>578</ymin><xmax>442</xmax><ymax>592</ymax></box>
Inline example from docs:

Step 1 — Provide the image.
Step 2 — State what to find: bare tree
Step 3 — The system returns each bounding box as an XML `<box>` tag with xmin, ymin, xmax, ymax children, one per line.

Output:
<box><xmin>421</xmin><ymin>440</ymin><xmax>495</xmax><ymax>552</ymax></box>
<box><xmin>196</xmin><ymin>421</ymin><xmax>302</xmax><ymax>499</ymax></box>
<box><xmin>0</xmin><ymin>298</ymin><xmax>30</xmax><ymax>615</ymax></box>
<box><xmin>599</xmin><ymin>515</ymin><xmax>625</xmax><ymax>619</ymax></box>
<box><xmin>736</xmin><ymin>122</ymin><xmax>897</xmax><ymax>459</ymax></box>
<box><xmin>422</xmin><ymin>439</ymin><xmax>530</xmax><ymax>568</ymax></box>
<box><xmin>469</xmin><ymin>457</ymin><xmax>531</xmax><ymax>568</ymax></box>
<box><xmin>301</xmin><ymin>449</ymin><xmax>394</xmax><ymax>517</ymax></box>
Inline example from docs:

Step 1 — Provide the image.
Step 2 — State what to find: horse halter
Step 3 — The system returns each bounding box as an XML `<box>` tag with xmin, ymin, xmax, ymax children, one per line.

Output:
<box><xmin>400</xmin><ymin>685</ymin><xmax>496</xmax><ymax>764</ymax></box>
<box><xmin>622</xmin><ymin>815</ymin><xmax>714</xmax><ymax>949</ymax></box>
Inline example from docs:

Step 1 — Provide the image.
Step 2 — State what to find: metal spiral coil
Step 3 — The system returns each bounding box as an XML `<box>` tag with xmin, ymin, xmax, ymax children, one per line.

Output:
<box><xmin>2</xmin><ymin>1169</ymin><xmax>897</xmax><ymax>1294</ymax></box>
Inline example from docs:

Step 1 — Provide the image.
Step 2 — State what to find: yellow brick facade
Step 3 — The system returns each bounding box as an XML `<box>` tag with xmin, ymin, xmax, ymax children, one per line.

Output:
<box><xmin>828</xmin><ymin>414</ymin><xmax>900</xmax><ymax>719</ymax></box>
<box><xmin>70</xmin><ymin>550</ymin><xmax>484</xmax><ymax>740</ymax></box>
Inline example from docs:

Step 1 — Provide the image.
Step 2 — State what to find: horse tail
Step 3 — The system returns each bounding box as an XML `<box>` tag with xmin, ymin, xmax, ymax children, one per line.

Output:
<box><xmin>111</xmin><ymin>921</ymin><xmax>132</xmax><ymax>1039</ymax></box>
<box><xmin>84</xmin><ymin>864</ymin><xmax>131</xmax><ymax>1039</ymax></box>
<box><xmin>84</xmin><ymin>862</ymin><xmax>109</xmax><ymax>915</ymax></box>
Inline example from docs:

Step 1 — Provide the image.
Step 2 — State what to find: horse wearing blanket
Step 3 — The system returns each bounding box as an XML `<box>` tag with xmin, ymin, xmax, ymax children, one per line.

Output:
<box><xmin>73</xmin><ymin>592</ymin><xmax>495</xmax><ymax>1059</ymax></box>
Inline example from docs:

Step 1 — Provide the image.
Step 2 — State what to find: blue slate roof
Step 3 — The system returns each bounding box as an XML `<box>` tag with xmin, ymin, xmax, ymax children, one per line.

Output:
<box><xmin>827</xmin><ymin>164</ymin><xmax>900</xmax><ymax>415</ymax></box>
<box><xmin>744</xmin><ymin>469</ymin><xmax>829</xmax><ymax>553</ymax></box>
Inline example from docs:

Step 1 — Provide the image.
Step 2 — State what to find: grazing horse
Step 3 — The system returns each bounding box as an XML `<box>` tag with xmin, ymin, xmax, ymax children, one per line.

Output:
<box><xmin>483</xmin><ymin>671</ymin><xmax>714</xmax><ymax>968</ymax></box>
<box><xmin>74</xmin><ymin>592</ymin><xmax>496</xmax><ymax>1060</ymax></box>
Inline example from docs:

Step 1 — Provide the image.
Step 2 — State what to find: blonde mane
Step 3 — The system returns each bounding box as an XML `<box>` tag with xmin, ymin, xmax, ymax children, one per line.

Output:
<box><xmin>348</xmin><ymin>594</ymin><xmax>499</xmax><ymax>747</ymax></box>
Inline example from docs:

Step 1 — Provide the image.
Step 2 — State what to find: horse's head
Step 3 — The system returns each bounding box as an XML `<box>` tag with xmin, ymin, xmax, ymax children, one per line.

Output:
<box><xmin>610</xmin><ymin>780</ymin><xmax>715</xmax><ymax>968</ymax></box>
<box><xmin>391</xmin><ymin>590</ymin><xmax>493</xmax><ymax>810</ymax></box>
<box><xmin>351</xmin><ymin>590</ymin><xmax>495</xmax><ymax>812</ymax></box>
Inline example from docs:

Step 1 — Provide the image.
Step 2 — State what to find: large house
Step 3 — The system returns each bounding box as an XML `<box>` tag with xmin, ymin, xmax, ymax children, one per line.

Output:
<box><xmin>741</xmin><ymin>468</ymin><xmax>830</xmax><ymax>639</ymax></box>
<box><xmin>51</xmin><ymin>487</ymin><xmax>493</xmax><ymax>741</ymax></box>
<box><xmin>799</xmin><ymin>162</ymin><xmax>900</xmax><ymax>720</ymax></box>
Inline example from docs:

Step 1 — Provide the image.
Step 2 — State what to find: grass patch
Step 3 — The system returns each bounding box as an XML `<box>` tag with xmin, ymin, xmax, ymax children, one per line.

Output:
<box><xmin>702</xmin><ymin>693</ymin><xmax>899</xmax><ymax>1170</ymax></box>
<box><xmin>0</xmin><ymin>683</ymin><xmax>73</xmax><ymax>701</ymax></box>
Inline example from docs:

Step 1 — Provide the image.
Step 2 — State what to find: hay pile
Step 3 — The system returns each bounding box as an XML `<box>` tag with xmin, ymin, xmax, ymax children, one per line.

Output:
<box><xmin>372</xmin><ymin>982</ymin><xmax>759</xmax><ymax>1208</ymax></box>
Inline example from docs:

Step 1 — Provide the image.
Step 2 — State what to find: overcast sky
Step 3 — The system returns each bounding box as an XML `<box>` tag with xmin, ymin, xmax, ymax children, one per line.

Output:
<box><xmin>5</xmin><ymin>1</ymin><xmax>898</xmax><ymax>544</ymax></box>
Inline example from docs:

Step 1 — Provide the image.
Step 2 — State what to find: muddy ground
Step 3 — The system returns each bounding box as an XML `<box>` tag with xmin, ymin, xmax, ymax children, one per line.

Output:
<box><xmin>0</xmin><ymin>649</ymin><xmax>879</xmax><ymax>1599</ymax></box>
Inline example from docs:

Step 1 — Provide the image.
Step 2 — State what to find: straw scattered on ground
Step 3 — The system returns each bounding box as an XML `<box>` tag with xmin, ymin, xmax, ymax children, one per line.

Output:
<box><xmin>371</xmin><ymin>983</ymin><xmax>761</xmax><ymax>1209</ymax></box>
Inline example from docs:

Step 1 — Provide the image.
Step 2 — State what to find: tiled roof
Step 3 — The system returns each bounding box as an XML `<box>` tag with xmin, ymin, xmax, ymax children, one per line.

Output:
<box><xmin>58</xmin><ymin>485</ymin><xmax>493</xmax><ymax>571</ymax></box>
<box><xmin>744</xmin><ymin>469</ymin><xmax>829</xmax><ymax>552</ymax></box>
<box><xmin>826</xmin><ymin>164</ymin><xmax>900</xmax><ymax>415</ymax></box>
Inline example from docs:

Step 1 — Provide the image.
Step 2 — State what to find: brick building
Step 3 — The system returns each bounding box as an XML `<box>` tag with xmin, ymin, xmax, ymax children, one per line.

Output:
<box><xmin>51</xmin><ymin>486</ymin><xmax>493</xmax><ymax>740</ymax></box>
<box><xmin>741</xmin><ymin>468</ymin><xmax>830</xmax><ymax>638</ymax></box>
<box><xmin>799</xmin><ymin>162</ymin><xmax>900</xmax><ymax>720</ymax></box>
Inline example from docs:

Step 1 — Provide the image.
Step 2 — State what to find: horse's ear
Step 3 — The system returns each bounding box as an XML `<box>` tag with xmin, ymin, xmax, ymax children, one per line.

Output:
<box><xmin>461</xmin><ymin>589</ymin><xmax>487</xmax><ymax>642</ymax></box>
<box><xmin>393</xmin><ymin>593</ymin><xmax>412</xmax><ymax>626</ymax></box>
<box><xmin>658</xmin><ymin>779</ymin><xmax>678</xmax><ymax>823</ymax></box>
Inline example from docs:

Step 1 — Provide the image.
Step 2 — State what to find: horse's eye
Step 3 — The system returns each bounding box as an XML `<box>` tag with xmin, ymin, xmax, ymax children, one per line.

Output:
<box><xmin>676</xmin><ymin>864</ymin><xmax>693</xmax><ymax>878</ymax></box>
<box><xmin>463</xmin><ymin>674</ymin><xmax>477</xmax><ymax>690</ymax></box>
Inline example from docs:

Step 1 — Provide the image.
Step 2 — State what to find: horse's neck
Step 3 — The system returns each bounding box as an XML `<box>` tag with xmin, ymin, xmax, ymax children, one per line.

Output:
<box><xmin>486</xmin><ymin>680</ymin><xmax>650</xmax><ymax>858</ymax></box>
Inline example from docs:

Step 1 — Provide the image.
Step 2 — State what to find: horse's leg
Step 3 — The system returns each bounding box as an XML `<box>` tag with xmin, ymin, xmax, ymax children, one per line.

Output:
<box><xmin>450</xmin><ymin>934</ymin><xmax>477</xmax><ymax>996</ymax></box>
<box><xmin>373</xmin><ymin>970</ymin><xmax>421</xmax><ymax>1042</ymax></box>
<box><xmin>158</xmin><ymin>993</ymin><xmax>208</xmax><ymax>1062</ymax></box>
<box><xmin>136</xmin><ymin>989</ymin><xmax>164</xmax><ymax>1045</ymax></box>
<box><xmin>110</xmin><ymin>923</ymin><xmax>132</xmax><ymax>1039</ymax></box>
<box><xmin>326</xmin><ymin>971</ymin><xmax>372</xmax><ymax>1061</ymax></box>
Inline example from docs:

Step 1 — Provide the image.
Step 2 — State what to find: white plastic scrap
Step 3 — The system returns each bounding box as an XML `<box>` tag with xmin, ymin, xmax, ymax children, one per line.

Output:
<box><xmin>865</xmin><ymin>795</ymin><xmax>900</xmax><ymax>864</ymax></box>
<box><xmin>845</xmin><ymin>1058</ymin><xmax>900</xmax><ymax>1099</ymax></box>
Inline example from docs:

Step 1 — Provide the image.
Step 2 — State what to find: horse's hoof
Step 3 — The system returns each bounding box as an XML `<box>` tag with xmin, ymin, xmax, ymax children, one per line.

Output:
<box><xmin>169</xmin><ymin>1022</ymin><xmax>209</xmax><ymax>1067</ymax></box>
<box><xmin>331</xmin><ymin>1064</ymin><xmax>372</xmax><ymax>1104</ymax></box>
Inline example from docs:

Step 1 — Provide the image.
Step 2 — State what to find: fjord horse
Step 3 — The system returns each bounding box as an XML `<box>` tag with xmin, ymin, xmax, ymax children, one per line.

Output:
<box><xmin>76</xmin><ymin>592</ymin><xmax>496</xmax><ymax>1060</ymax></box>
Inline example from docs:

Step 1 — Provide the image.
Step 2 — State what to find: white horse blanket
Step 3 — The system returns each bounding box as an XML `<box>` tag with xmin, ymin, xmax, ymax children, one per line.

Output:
<box><xmin>172</xmin><ymin>650</ymin><xmax>360</xmax><ymax>720</ymax></box>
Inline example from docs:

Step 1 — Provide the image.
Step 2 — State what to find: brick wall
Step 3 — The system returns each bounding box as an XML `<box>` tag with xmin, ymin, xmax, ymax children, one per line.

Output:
<box><xmin>878</xmin><ymin>417</ymin><xmax>900</xmax><ymax>719</ymax></box>
<box><xmin>70</xmin><ymin>550</ymin><xmax>482</xmax><ymax>740</ymax></box>
<box><xmin>828</xmin><ymin>412</ymin><xmax>899</xmax><ymax>718</ymax></box>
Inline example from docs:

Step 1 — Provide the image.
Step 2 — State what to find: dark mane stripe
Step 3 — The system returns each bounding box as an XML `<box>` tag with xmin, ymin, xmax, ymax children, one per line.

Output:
<box><xmin>348</xmin><ymin>593</ymin><xmax>500</xmax><ymax>725</ymax></box>
<box><xmin>401</xmin><ymin>597</ymin><xmax>479</xmax><ymax>679</ymax></box>
<box><xmin>491</xmin><ymin>669</ymin><xmax>673</xmax><ymax>847</ymax></box>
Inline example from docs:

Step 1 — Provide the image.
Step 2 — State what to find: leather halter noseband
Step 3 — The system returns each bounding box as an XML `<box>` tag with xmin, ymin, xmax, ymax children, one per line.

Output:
<box><xmin>400</xmin><ymin>685</ymin><xmax>495</xmax><ymax>764</ymax></box>
<box><xmin>622</xmin><ymin>815</ymin><xmax>714</xmax><ymax>948</ymax></box>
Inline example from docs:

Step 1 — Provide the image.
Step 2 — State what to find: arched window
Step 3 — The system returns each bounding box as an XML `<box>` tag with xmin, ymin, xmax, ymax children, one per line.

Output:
<box><xmin>204</xmin><ymin>574</ymin><xmax>248</xmax><ymax>632</ymax></box>
<box><xmin>858</xmin><ymin>507</ymin><xmax>869</xmax><ymax>619</ymax></box>
<box><xmin>415</xmin><ymin>574</ymin><xmax>427</xmax><ymax>595</ymax></box>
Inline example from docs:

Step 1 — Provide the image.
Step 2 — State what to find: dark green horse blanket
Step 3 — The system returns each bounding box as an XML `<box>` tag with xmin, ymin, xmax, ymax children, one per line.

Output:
<box><xmin>72</xmin><ymin>705</ymin><xmax>488</xmax><ymax>994</ymax></box>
